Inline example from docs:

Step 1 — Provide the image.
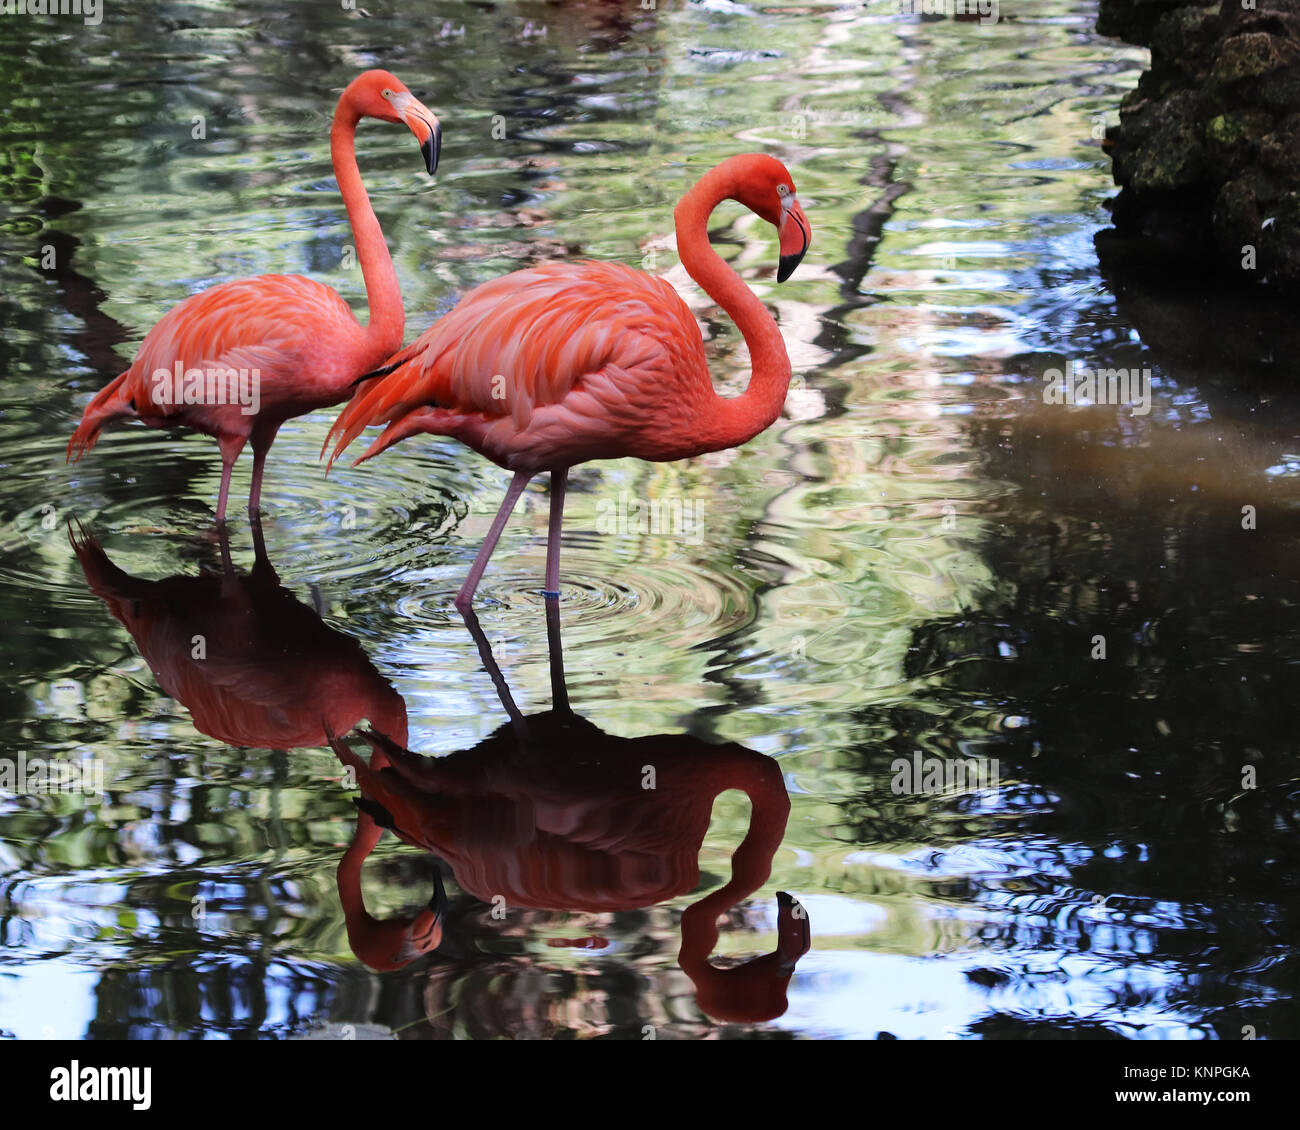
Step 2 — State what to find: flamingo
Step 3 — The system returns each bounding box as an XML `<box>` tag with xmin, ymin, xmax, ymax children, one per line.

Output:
<box><xmin>336</xmin><ymin>787</ymin><xmax>445</xmax><ymax>974</ymax></box>
<box><xmin>70</xmin><ymin>518</ymin><xmax>408</xmax><ymax>750</ymax></box>
<box><xmin>325</xmin><ymin>152</ymin><xmax>811</xmax><ymax>609</ymax></box>
<box><xmin>329</xmin><ymin>603</ymin><xmax>810</xmax><ymax>1021</ymax></box>
<box><xmin>66</xmin><ymin>70</ymin><xmax>441</xmax><ymax>523</ymax></box>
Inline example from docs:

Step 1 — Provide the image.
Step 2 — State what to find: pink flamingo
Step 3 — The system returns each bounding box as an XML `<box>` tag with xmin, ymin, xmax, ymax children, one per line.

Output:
<box><xmin>66</xmin><ymin>70</ymin><xmax>441</xmax><ymax>523</ymax></box>
<box><xmin>325</xmin><ymin>153</ymin><xmax>810</xmax><ymax>609</ymax></box>
<box><xmin>70</xmin><ymin>517</ymin><xmax>408</xmax><ymax>750</ymax></box>
<box><xmin>330</xmin><ymin>604</ymin><xmax>810</xmax><ymax>1021</ymax></box>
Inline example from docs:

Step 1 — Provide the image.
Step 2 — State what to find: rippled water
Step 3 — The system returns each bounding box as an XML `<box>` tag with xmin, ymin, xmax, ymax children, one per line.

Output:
<box><xmin>3</xmin><ymin>0</ymin><xmax>1299</xmax><ymax>1041</ymax></box>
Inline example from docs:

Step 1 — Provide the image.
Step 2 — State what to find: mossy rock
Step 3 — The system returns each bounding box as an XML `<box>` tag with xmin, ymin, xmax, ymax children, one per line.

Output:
<box><xmin>1149</xmin><ymin>3</ymin><xmax>1222</xmax><ymax>79</ymax></box>
<box><xmin>1213</xmin><ymin>173</ymin><xmax>1300</xmax><ymax>281</ymax></box>
<box><xmin>1098</xmin><ymin>0</ymin><xmax>1200</xmax><ymax>47</ymax></box>
<box><xmin>1204</xmin><ymin>109</ymin><xmax>1272</xmax><ymax>173</ymax></box>
<box><xmin>1099</xmin><ymin>0</ymin><xmax>1300</xmax><ymax>289</ymax></box>
<box><xmin>1256</xmin><ymin>113</ymin><xmax>1300</xmax><ymax>179</ymax></box>
<box><xmin>1112</xmin><ymin>90</ymin><xmax>1207</xmax><ymax>190</ymax></box>
<box><xmin>1258</xmin><ymin>61</ymin><xmax>1300</xmax><ymax>106</ymax></box>
<box><xmin>1209</xmin><ymin>31</ymin><xmax>1299</xmax><ymax>87</ymax></box>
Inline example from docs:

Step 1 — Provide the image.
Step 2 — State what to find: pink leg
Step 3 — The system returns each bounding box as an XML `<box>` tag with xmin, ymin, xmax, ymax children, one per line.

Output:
<box><xmin>248</xmin><ymin>422</ymin><xmax>278</xmax><ymax>516</ymax></box>
<box><xmin>214</xmin><ymin>434</ymin><xmax>246</xmax><ymax>526</ymax></box>
<box><xmin>543</xmin><ymin>467</ymin><xmax>568</xmax><ymax>598</ymax></box>
<box><xmin>216</xmin><ymin>460</ymin><xmax>234</xmax><ymax>526</ymax></box>
<box><xmin>455</xmin><ymin>470</ymin><xmax>531</xmax><ymax>612</ymax></box>
<box><xmin>247</xmin><ymin>454</ymin><xmax>265</xmax><ymax>516</ymax></box>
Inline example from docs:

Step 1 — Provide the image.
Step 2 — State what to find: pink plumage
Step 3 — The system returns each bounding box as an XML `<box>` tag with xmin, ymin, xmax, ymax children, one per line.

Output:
<box><xmin>327</xmin><ymin>153</ymin><xmax>812</xmax><ymax>609</ymax></box>
<box><xmin>66</xmin><ymin>70</ymin><xmax>441</xmax><ymax>522</ymax></box>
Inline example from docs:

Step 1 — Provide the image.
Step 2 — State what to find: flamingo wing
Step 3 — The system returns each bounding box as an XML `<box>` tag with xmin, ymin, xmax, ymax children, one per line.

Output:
<box><xmin>327</xmin><ymin>260</ymin><xmax>710</xmax><ymax>470</ymax></box>
<box><xmin>121</xmin><ymin>275</ymin><xmax>365</xmax><ymax>425</ymax></box>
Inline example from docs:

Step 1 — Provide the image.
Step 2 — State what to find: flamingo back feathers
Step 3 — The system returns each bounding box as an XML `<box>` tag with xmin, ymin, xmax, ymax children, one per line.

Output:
<box><xmin>327</xmin><ymin>260</ymin><xmax>709</xmax><ymax>470</ymax></box>
<box><xmin>68</xmin><ymin>274</ymin><xmax>368</xmax><ymax>457</ymax></box>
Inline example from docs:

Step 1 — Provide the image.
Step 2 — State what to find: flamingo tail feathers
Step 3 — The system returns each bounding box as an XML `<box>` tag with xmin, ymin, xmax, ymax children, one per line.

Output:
<box><xmin>352</xmin><ymin>415</ymin><xmax>433</xmax><ymax>466</ymax></box>
<box><xmin>324</xmin><ymin>362</ymin><xmax>438</xmax><ymax>472</ymax></box>
<box><xmin>66</xmin><ymin>519</ymin><xmax>146</xmax><ymax>601</ymax></box>
<box><xmin>66</xmin><ymin>371</ymin><xmax>134</xmax><ymax>463</ymax></box>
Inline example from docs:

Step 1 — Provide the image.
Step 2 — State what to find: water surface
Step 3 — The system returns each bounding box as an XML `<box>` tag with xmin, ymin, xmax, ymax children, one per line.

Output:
<box><xmin>2</xmin><ymin>0</ymin><xmax>1298</xmax><ymax>1040</ymax></box>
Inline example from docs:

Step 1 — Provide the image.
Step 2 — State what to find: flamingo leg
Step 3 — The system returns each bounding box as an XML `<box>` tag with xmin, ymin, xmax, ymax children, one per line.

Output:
<box><xmin>248</xmin><ymin>511</ymin><xmax>282</xmax><ymax>588</ymax></box>
<box><xmin>455</xmin><ymin>470</ymin><xmax>531</xmax><ymax>611</ymax></box>
<box><xmin>248</xmin><ymin>421</ymin><xmax>279</xmax><ymax>516</ymax></box>
<box><xmin>214</xmin><ymin>434</ymin><xmax>247</xmax><ymax>526</ymax></box>
<box><xmin>543</xmin><ymin>466</ymin><xmax>568</xmax><ymax>598</ymax></box>
<box><xmin>216</xmin><ymin>460</ymin><xmax>234</xmax><ymax>526</ymax></box>
<box><xmin>460</xmin><ymin>606</ymin><xmax>530</xmax><ymax>738</ymax></box>
<box><xmin>218</xmin><ymin>522</ymin><xmax>236</xmax><ymax>577</ymax></box>
<box><xmin>544</xmin><ymin>594</ymin><xmax>570</xmax><ymax>717</ymax></box>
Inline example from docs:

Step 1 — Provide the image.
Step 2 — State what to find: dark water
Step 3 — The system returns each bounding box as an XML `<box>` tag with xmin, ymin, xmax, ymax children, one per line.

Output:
<box><xmin>2</xmin><ymin>0</ymin><xmax>1298</xmax><ymax>1040</ymax></box>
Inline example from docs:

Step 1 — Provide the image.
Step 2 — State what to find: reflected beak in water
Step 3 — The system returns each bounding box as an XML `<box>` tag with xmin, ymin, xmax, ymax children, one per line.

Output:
<box><xmin>429</xmin><ymin>866</ymin><xmax>448</xmax><ymax>927</ymax></box>
<box><xmin>393</xmin><ymin>91</ymin><xmax>442</xmax><ymax>174</ymax></box>
<box><xmin>392</xmin><ymin>870</ymin><xmax>447</xmax><ymax>966</ymax></box>
<box><xmin>775</xmin><ymin>890</ymin><xmax>812</xmax><ymax>971</ymax></box>
<box><xmin>777</xmin><ymin>195</ymin><xmax>811</xmax><ymax>283</ymax></box>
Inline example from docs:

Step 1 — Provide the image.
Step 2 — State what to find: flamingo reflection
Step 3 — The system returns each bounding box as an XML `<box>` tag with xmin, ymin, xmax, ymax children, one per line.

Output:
<box><xmin>70</xmin><ymin>518</ymin><xmax>408</xmax><ymax>750</ymax></box>
<box><xmin>332</xmin><ymin>603</ymin><xmax>810</xmax><ymax>1024</ymax></box>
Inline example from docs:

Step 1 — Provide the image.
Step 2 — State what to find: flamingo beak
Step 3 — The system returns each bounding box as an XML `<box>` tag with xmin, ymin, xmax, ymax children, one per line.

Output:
<box><xmin>775</xmin><ymin>890</ymin><xmax>812</xmax><ymax>972</ymax></box>
<box><xmin>777</xmin><ymin>196</ymin><xmax>810</xmax><ymax>283</ymax></box>
<box><xmin>425</xmin><ymin>868</ymin><xmax>448</xmax><ymax>940</ymax></box>
<box><xmin>384</xmin><ymin>869</ymin><xmax>447</xmax><ymax>968</ymax></box>
<box><xmin>393</xmin><ymin>92</ymin><xmax>442</xmax><ymax>175</ymax></box>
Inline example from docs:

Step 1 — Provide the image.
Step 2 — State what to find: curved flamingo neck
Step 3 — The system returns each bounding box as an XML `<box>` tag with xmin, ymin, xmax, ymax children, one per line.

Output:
<box><xmin>337</xmin><ymin>812</ymin><xmax>434</xmax><ymax>971</ymax></box>
<box><xmin>674</xmin><ymin>166</ymin><xmax>792</xmax><ymax>452</ymax></box>
<box><xmin>678</xmin><ymin>754</ymin><xmax>790</xmax><ymax>967</ymax></box>
<box><xmin>337</xmin><ymin>815</ymin><xmax>385</xmax><ymax>936</ymax></box>
<box><xmin>331</xmin><ymin>98</ymin><xmax>404</xmax><ymax>357</ymax></box>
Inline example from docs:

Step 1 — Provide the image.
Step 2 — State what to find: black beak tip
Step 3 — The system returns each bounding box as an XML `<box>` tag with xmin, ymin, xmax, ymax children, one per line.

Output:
<box><xmin>429</xmin><ymin>868</ymin><xmax>448</xmax><ymax>919</ymax></box>
<box><xmin>421</xmin><ymin>127</ymin><xmax>441</xmax><ymax>176</ymax></box>
<box><xmin>777</xmin><ymin>253</ymin><xmax>803</xmax><ymax>283</ymax></box>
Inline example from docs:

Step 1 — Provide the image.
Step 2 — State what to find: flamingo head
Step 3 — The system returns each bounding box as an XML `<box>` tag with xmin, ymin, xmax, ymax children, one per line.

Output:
<box><xmin>346</xmin><ymin>868</ymin><xmax>447</xmax><ymax>973</ymax></box>
<box><xmin>345</xmin><ymin>69</ymin><xmax>442</xmax><ymax>175</ymax></box>
<box><xmin>729</xmin><ymin>154</ymin><xmax>811</xmax><ymax>283</ymax></box>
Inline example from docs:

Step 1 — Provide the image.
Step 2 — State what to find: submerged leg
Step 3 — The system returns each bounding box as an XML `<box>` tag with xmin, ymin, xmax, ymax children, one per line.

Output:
<box><xmin>455</xmin><ymin>470</ymin><xmax>531</xmax><ymax>611</ymax></box>
<box><xmin>544</xmin><ymin>594</ymin><xmax>570</xmax><ymax>717</ymax></box>
<box><xmin>248</xmin><ymin>511</ymin><xmax>281</xmax><ymax>588</ymax></box>
<box><xmin>460</xmin><ymin>606</ymin><xmax>529</xmax><ymax>737</ymax></box>
<box><xmin>543</xmin><ymin>466</ymin><xmax>568</xmax><ymax>598</ymax></box>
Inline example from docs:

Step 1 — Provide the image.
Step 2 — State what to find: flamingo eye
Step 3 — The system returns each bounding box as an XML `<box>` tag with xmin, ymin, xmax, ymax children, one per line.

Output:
<box><xmin>776</xmin><ymin>184</ymin><xmax>790</xmax><ymax>198</ymax></box>
<box><xmin>382</xmin><ymin>88</ymin><xmax>395</xmax><ymax>99</ymax></box>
